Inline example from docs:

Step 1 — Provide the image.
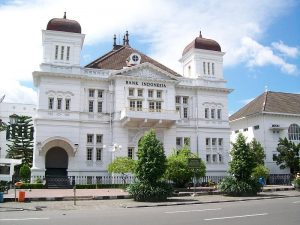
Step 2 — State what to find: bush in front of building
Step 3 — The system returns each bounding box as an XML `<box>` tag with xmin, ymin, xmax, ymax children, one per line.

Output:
<box><xmin>251</xmin><ymin>165</ymin><xmax>270</xmax><ymax>181</ymax></box>
<box><xmin>218</xmin><ymin>133</ymin><xmax>260</xmax><ymax>196</ymax></box>
<box><xmin>19</xmin><ymin>164</ymin><xmax>31</xmax><ymax>183</ymax></box>
<box><xmin>164</xmin><ymin>146</ymin><xmax>206</xmax><ymax>188</ymax></box>
<box><xmin>127</xmin><ymin>129</ymin><xmax>172</xmax><ymax>201</ymax></box>
<box><xmin>19</xmin><ymin>183</ymin><xmax>44</xmax><ymax>189</ymax></box>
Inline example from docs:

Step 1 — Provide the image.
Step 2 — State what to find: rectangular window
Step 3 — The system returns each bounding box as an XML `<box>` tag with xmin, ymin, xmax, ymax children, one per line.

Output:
<box><xmin>60</xmin><ymin>46</ymin><xmax>64</xmax><ymax>60</ymax></box>
<box><xmin>98</xmin><ymin>90</ymin><xmax>103</xmax><ymax>98</ymax></box>
<box><xmin>48</xmin><ymin>97</ymin><xmax>54</xmax><ymax>110</ymax></box>
<box><xmin>148</xmin><ymin>90</ymin><xmax>153</xmax><ymax>98</ymax></box>
<box><xmin>184</xmin><ymin>137</ymin><xmax>190</xmax><ymax>146</ymax></box>
<box><xmin>212</xmin><ymin>63</ymin><xmax>215</xmax><ymax>75</ymax></box>
<box><xmin>176</xmin><ymin>106</ymin><xmax>180</xmax><ymax>112</ymax></box>
<box><xmin>89</xmin><ymin>89</ymin><xmax>95</xmax><ymax>97</ymax></box>
<box><xmin>96</xmin><ymin>134</ymin><xmax>102</xmax><ymax>144</ymax></box>
<box><xmin>206</xmin><ymin>138</ymin><xmax>210</xmax><ymax>146</ymax></box>
<box><xmin>176</xmin><ymin>137</ymin><xmax>182</xmax><ymax>147</ymax></box>
<box><xmin>217</xmin><ymin>109</ymin><xmax>221</xmax><ymax>119</ymax></box>
<box><xmin>65</xmin><ymin>99</ymin><xmax>70</xmax><ymax>110</ymax></box>
<box><xmin>149</xmin><ymin>101</ymin><xmax>155</xmax><ymax>112</ymax></box>
<box><xmin>137</xmin><ymin>89</ymin><xmax>143</xmax><ymax>97</ymax></box>
<box><xmin>208</xmin><ymin>62</ymin><xmax>210</xmax><ymax>75</ymax></box>
<box><xmin>203</xmin><ymin>62</ymin><xmax>206</xmax><ymax>74</ymax></box>
<box><xmin>66</xmin><ymin>46</ymin><xmax>70</xmax><ymax>61</ymax></box>
<box><xmin>219</xmin><ymin>154</ymin><xmax>222</xmax><ymax>163</ymax></box>
<box><xmin>156</xmin><ymin>102</ymin><xmax>162</xmax><ymax>112</ymax></box>
<box><xmin>212</xmin><ymin>138</ymin><xmax>217</xmax><ymax>146</ymax></box>
<box><xmin>128</xmin><ymin>147</ymin><xmax>134</xmax><ymax>159</ymax></box>
<box><xmin>218</xmin><ymin>138</ymin><xmax>223</xmax><ymax>146</ymax></box>
<box><xmin>87</xmin><ymin>134</ymin><xmax>93</xmax><ymax>143</ymax></box>
<box><xmin>212</xmin><ymin>154</ymin><xmax>217</xmax><ymax>163</ymax></box>
<box><xmin>206</xmin><ymin>154</ymin><xmax>210</xmax><ymax>163</ymax></box>
<box><xmin>211</xmin><ymin>109</ymin><xmax>215</xmax><ymax>119</ymax></box>
<box><xmin>137</xmin><ymin>101</ymin><xmax>142</xmax><ymax>111</ymax></box>
<box><xmin>183</xmin><ymin>107</ymin><xmax>188</xmax><ymax>118</ymax></box>
<box><xmin>97</xmin><ymin>101</ymin><xmax>102</xmax><ymax>113</ymax></box>
<box><xmin>205</xmin><ymin>108</ymin><xmax>209</xmax><ymax>119</ymax></box>
<box><xmin>57</xmin><ymin>98</ymin><xmax>62</xmax><ymax>110</ymax></box>
<box><xmin>175</xmin><ymin>96</ymin><xmax>180</xmax><ymax>104</ymax></box>
<box><xmin>157</xmin><ymin>90</ymin><xmax>162</xmax><ymax>98</ymax></box>
<box><xmin>87</xmin><ymin>148</ymin><xmax>93</xmax><ymax>161</ymax></box>
<box><xmin>96</xmin><ymin>148</ymin><xmax>102</xmax><ymax>161</ymax></box>
<box><xmin>89</xmin><ymin>100</ymin><xmax>94</xmax><ymax>112</ymax></box>
<box><xmin>254</xmin><ymin>125</ymin><xmax>260</xmax><ymax>130</ymax></box>
<box><xmin>55</xmin><ymin>45</ymin><xmax>59</xmax><ymax>60</ymax></box>
<box><xmin>182</xmin><ymin>97</ymin><xmax>188</xmax><ymax>104</ymax></box>
<box><xmin>129</xmin><ymin>88</ymin><xmax>134</xmax><ymax>96</ymax></box>
<box><xmin>130</xmin><ymin>100</ymin><xmax>136</xmax><ymax>110</ymax></box>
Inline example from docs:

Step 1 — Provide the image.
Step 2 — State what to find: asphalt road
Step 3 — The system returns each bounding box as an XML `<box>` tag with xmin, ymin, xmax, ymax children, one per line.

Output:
<box><xmin>1</xmin><ymin>197</ymin><xmax>299</xmax><ymax>225</ymax></box>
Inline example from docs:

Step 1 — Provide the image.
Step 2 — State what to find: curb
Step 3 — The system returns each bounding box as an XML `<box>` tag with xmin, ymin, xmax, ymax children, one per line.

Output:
<box><xmin>124</xmin><ymin>193</ymin><xmax>300</xmax><ymax>208</ymax></box>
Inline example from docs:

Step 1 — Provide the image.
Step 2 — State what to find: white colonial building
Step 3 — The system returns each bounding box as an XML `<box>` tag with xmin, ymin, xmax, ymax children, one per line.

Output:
<box><xmin>230</xmin><ymin>91</ymin><xmax>300</xmax><ymax>174</ymax></box>
<box><xmin>31</xmin><ymin>14</ymin><xmax>232</xmax><ymax>180</ymax></box>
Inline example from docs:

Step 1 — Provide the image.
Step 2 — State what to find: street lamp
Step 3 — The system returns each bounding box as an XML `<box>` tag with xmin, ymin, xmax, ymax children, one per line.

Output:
<box><xmin>9</xmin><ymin>114</ymin><xmax>18</xmax><ymax>125</ymax></box>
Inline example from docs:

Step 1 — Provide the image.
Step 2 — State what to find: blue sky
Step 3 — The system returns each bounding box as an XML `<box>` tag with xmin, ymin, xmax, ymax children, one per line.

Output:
<box><xmin>0</xmin><ymin>0</ymin><xmax>299</xmax><ymax>114</ymax></box>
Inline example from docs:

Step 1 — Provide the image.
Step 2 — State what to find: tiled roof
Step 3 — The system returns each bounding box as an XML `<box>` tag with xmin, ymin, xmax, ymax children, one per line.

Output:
<box><xmin>229</xmin><ymin>91</ymin><xmax>300</xmax><ymax>121</ymax></box>
<box><xmin>85</xmin><ymin>45</ymin><xmax>181</xmax><ymax>77</ymax></box>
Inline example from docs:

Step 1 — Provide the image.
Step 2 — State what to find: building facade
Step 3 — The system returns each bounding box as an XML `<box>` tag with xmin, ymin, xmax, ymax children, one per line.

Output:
<box><xmin>31</xmin><ymin>14</ymin><xmax>232</xmax><ymax>180</ymax></box>
<box><xmin>230</xmin><ymin>91</ymin><xmax>300</xmax><ymax>174</ymax></box>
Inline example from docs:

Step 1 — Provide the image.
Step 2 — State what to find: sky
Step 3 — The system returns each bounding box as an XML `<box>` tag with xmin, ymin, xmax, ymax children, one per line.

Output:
<box><xmin>0</xmin><ymin>0</ymin><xmax>299</xmax><ymax>114</ymax></box>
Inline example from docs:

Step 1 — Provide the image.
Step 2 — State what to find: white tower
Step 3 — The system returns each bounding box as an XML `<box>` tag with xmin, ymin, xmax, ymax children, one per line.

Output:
<box><xmin>41</xmin><ymin>12</ymin><xmax>85</xmax><ymax>70</ymax></box>
<box><xmin>179</xmin><ymin>31</ymin><xmax>225</xmax><ymax>82</ymax></box>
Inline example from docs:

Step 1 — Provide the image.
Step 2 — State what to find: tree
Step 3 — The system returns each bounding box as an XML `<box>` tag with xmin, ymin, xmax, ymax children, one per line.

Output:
<box><xmin>108</xmin><ymin>157</ymin><xmax>135</xmax><ymax>184</ymax></box>
<box><xmin>218</xmin><ymin>133</ymin><xmax>260</xmax><ymax>196</ymax></box>
<box><xmin>0</xmin><ymin>119</ymin><xmax>6</xmax><ymax>132</ymax></box>
<box><xmin>135</xmin><ymin>129</ymin><xmax>166</xmax><ymax>184</ymax></box>
<box><xmin>229</xmin><ymin>133</ymin><xmax>256</xmax><ymax>181</ymax></box>
<box><xmin>127</xmin><ymin>129</ymin><xmax>172</xmax><ymax>201</ymax></box>
<box><xmin>6</xmin><ymin>115</ymin><xmax>34</xmax><ymax>168</ymax></box>
<box><xmin>273</xmin><ymin>137</ymin><xmax>300</xmax><ymax>174</ymax></box>
<box><xmin>165</xmin><ymin>146</ymin><xmax>206</xmax><ymax>187</ymax></box>
<box><xmin>249</xmin><ymin>138</ymin><xmax>265</xmax><ymax>166</ymax></box>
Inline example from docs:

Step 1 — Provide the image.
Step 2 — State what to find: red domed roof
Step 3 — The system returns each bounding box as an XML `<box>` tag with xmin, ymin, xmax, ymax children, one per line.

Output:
<box><xmin>182</xmin><ymin>32</ymin><xmax>221</xmax><ymax>55</ymax></box>
<box><xmin>46</xmin><ymin>12</ymin><xmax>81</xmax><ymax>34</ymax></box>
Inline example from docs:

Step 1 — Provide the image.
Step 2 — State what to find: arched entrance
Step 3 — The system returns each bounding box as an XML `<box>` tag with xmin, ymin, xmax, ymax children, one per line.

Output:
<box><xmin>45</xmin><ymin>147</ymin><xmax>68</xmax><ymax>177</ymax></box>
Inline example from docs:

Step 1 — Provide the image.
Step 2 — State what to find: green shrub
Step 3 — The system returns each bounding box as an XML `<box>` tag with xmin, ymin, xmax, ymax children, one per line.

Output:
<box><xmin>127</xmin><ymin>181</ymin><xmax>173</xmax><ymax>202</ymax></box>
<box><xmin>164</xmin><ymin>147</ymin><xmax>206</xmax><ymax>188</ymax></box>
<box><xmin>293</xmin><ymin>178</ymin><xmax>300</xmax><ymax>188</ymax></box>
<box><xmin>218</xmin><ymin>176</ymin><xmax>261</xmax><ymax>196</ymax></box>
<box><xmin>20</xmin><ymin>183</ymin><xmax>44</xmax><ymax>189</ymax></box>
<box><xmin>252</xmin><ymin>165</ymin><xmax>269</xmax><ymax>180</ymax></box>
<box><xmin>19</xmin><ymin>164</ymin><xmax>31</xmax><ymax>183</ymax></box>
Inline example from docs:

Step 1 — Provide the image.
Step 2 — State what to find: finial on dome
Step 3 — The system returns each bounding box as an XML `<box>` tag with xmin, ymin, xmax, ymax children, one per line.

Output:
<box><xmin>199</xmin><ymin>30</ymin><xmax>202</xmax><ymax>38</ymax></box>
<box><xmin>123</xmin><ymin>35</ymin><xmax>125</xmax><ymax>45</ymax></box>
<box><xmin>125</xmin><ymin>31</ymin><xmax>129</xmax><ymax>45</ymax></box>
<box><xmin>63</xmin><ymin>12</ymin><xmax>66</xmax><ymax>19</ymax></box>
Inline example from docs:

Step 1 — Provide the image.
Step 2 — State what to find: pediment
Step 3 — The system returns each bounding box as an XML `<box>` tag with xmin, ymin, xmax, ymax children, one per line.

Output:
<box><xmin>112</xmin><ymin>62</ymin><xmax>179</xmax><ymax>81</ymax></box>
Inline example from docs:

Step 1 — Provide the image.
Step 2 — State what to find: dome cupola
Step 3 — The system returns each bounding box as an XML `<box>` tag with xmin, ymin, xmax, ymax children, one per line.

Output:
<box><xmin>46</xmin><ymin>12</ymin><xmax>81</xmax><ymax>34</ymax></box>
<box><xmin>182</xmin><ymin>31</ymin><xmax>221</xmax><ymax>55</ymax></box>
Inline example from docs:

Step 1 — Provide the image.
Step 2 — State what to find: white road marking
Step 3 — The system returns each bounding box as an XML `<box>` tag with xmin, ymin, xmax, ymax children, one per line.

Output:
<box><xmin>204</xmin><ymin>213</ymin><xmax>268</xmax><ymax>221</ymax></box>
<box><xmin>0</xmin><ymin>217</ymin><xmax>49</xmax><ymax>221</ymax></box>
<box><xmin>165</xmin><ymin>208</ymin><xmax>221</xmax><ymax>214</ymax></box>
<box><xmin>292</xmin><ymin>201</ymin><xmax>300</xmax><ymax>204</ymax></box>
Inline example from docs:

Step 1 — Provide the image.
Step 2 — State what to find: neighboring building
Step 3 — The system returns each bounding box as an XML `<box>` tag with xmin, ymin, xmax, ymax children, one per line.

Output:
<box><xmin>230</xmin><ymin>91</ymin><xmax>300</xmax><ymax>174</ymax></box>
<box><xmin>0</xmin><ymin>102</ymin><xmax>35</xmax><ymax>181</ymax></box>
<box><xmin>31</xmin><ymin>14</ymin><xmax>232</xmax><ymax>180</ymax></box>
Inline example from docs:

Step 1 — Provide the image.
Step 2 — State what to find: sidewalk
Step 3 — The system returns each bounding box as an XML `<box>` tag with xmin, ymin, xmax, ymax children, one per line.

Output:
<box><xmin>1</xmin><ymin>185</ymin><xmax>298</xmax><ymax>211</ymax></box>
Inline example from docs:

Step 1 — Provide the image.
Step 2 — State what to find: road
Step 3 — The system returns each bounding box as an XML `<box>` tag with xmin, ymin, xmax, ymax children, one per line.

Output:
<box><xmin>1</xmin><ymin>196</ymin><xmax>299</xmax><ymax>225</ymax></box>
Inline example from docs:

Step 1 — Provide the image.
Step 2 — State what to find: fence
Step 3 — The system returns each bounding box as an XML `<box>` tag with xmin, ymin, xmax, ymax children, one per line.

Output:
<box><xmin>30</xmin><ymin>174</ymin><xmax>292</xmax><ymax>186</ymax></box>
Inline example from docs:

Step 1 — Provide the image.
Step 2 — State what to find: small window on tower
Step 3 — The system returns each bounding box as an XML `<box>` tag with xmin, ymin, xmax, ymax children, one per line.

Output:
<box><xmin>66</xmin><ymin>46</ymin><xmax>70</xmax><ymax>61</ymax></box>
<box><xmin>55</xmin><ymin>45</ymin><xmax>59</xmax><ymax>60</ymax></box>
<box><xmin>212</xmin><ymin>63</ymin><xmax>215</xmax><ymax>75</ymax></box>
<box><xmin>61</xmin><ymin>46</ymin><xmax>64</xmax><ymax>60</ymax></box>
<box><xmin>203</xmin><ymin>62</ymin><xmax>206</xmax><ymax>74</ymax></box>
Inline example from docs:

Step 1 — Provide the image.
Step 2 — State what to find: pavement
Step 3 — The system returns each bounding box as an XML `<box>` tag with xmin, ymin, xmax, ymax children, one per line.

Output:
<box><xmin>0</xmin><ymin>185</ymin><xmax>299</xmax><ymax>211</ymax></box>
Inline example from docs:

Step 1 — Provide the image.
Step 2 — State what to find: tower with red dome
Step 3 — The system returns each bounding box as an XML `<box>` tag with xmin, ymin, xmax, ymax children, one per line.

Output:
<box><xmin>41</xmin><ymin>12</ymin><xmax>85</xmax><ymax>69</ymax></box>
<box><xmin>179</xmin><ymin>31</ymin><xmax>225</xmax><ymax>81</ymax></box>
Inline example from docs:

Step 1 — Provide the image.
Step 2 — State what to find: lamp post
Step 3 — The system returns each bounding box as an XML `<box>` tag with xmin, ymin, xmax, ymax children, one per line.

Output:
<box><xmin>110</xmin><ymin>143</ymin><xmax>122</xmax><ymax>184</ymax></box>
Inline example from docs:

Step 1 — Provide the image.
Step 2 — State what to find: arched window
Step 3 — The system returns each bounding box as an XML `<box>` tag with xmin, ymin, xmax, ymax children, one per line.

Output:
<box><xmin>288</xmin><ymin>124</ymin><xmax>300</xmax><ymax>140</ymax></box>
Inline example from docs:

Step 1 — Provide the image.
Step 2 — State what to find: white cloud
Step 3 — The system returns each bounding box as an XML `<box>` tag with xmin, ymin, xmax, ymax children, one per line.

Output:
<box><xmin>0</xmin><ymin>0</ymin><xmax>298</xmax><ymax>103</ymax></box>
<box><xmin>235</xmin><ymin>37</ymin><xmax>298</xmax><ymax>75</ymax></box>
<box><xmin>272</xmin><ymin>41</ymin><xmax>299</xmax><ymax>58</ymax></box>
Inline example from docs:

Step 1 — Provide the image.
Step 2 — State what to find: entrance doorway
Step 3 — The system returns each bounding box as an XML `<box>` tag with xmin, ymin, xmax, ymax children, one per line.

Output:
<box><xmin>45</xmin><ymin>147</ymin><xmax>68</xmax><ymax>177</ymax></box>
